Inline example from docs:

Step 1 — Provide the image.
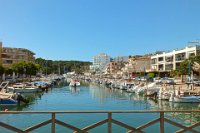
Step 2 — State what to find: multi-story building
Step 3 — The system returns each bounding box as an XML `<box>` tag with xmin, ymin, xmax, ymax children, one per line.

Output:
<box><xmin>151</xmin><ymin>41</ymin><xmax>200</xmax><ymax>72</ymax></box>
<box><xmin>105</xmin><ymin>62</ymin><xmax>125</xmax><ymax>74</ymax></box>
<box><xmin>90</xmin><ymin>53</ymin><xmax>111</xmax><ymax>72</ymax></box>
<box><xmin>121</xmin><ymin>55</ymin><xmax>151</xmax><ymax>75</ymax></box>
<box><xmin>112</xmin><ymin>56</ymin><xmax>128</xmax><ymax>63</ymax></box>
<box><xmin>0</xmin><ymin>42</ymin><xmax>35</xmax><ymax>67</ymax></box>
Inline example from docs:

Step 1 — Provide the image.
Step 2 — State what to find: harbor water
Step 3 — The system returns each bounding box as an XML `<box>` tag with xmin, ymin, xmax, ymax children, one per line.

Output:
<box><xmin>0</xmin><ymin>81</ymin><xmax>200</xmax><ymax>133</ymax></box>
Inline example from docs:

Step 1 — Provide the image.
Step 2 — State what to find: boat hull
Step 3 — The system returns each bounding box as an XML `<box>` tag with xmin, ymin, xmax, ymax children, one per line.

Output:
<box><xmin>0</xmin><ymin>98</ymin><xmax>17</xmax><ymax>105</ymax></box>
<box><xmin>170</xmin><ymin>96</ymin><xmax>200</xmax><ymax>103</ymax></box>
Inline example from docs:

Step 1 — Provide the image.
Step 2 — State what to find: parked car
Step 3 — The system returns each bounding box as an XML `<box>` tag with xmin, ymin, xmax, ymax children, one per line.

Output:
<box><xmin>165</xmin><ymin>78</ymin><xmax>175</xmax><ymax>84</ymax></box>
<box><xmin>158</xmin><ymin>77</ymin><xmax>175</xmax><ymax>84</ymax></box>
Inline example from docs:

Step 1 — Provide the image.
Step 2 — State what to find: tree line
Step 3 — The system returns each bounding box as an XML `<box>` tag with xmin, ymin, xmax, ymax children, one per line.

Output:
<box><xmin>0</xmin><ymin>58</ymin><xmax>92</xmax><ymax>78</ymax></box>
<box><xmin>35</xmin><ymin>58</ymin><xmax>92</xmax><ymax>75</ymax></box>
<box><xmin>0</xmin><ymin>61</ymin><xmax>40</xmax><ymax>79</ymax></box>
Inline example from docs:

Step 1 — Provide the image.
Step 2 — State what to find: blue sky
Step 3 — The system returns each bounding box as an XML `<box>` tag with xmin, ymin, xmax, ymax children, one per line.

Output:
<box><xmin>0</xmin><ymin>0</ymin><xmax>200</xmax><ymax>61</ymax></box>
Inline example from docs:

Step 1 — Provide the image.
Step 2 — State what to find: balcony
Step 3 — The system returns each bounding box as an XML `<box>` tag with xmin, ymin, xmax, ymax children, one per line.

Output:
<box><xmin>188</xmin><ymin>52</ymin><xmax>195</xmax><ymax>57</ymax></box>
<box><xmin>175</xmin><ymin>57</ymin><xmax>185</xmax><ymax>61</ymax></box>
<box><xmin>165</xmin><ymin>56</ymin><xmax>173</xmax><ymax>63</ymax></box>
<box><xmin>175</xmin><ymin>53</ymin><xmax>186</xmax><ymax>62</ymax></box>
<box><xmin>151</xmin><ymin>62</ymin><xmax>157</xmax><ymax>64</ymax></box>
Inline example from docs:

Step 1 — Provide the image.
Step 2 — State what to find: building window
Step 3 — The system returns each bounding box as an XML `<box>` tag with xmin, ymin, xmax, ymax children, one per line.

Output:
<box><xmin>165</xmin><ymin>56</ymin><xmax>173</xmax><ymax>62</ymax></box>
<box><xmin>3</xmin><ymin>60</ymin><xmax>13</xmax><ymax>64</ymax></box>
<box><xmin>176</xmin><ymin>63</ymin><xmax>181</xmax><ymax>69</ymax></box>
<box><xmin>158</xmin><ymin>57</ymin><xmax>164</xmax><ymax>62</ymax></box>
<box><xmin>158</xmin><ymin>64</ymin><xmax>164</xmax><ymax>71</ymax></box>
<box><xmin>188</xmin><ymin>52</ymin><xmax>195</xmax><ymax>57</ymax></box>
<box><xmin>165</xmin><ymin>64</ymin><xmax>173</xmax><ymax>71</ymax></box>
<box><xmin>175</xmin><ymin>53</ymin><xmax>186</xmax><ymax>61</ymax></box>
<box><xmin>151</xmin><ymin>59</ymin><xmax>157</xmax><ymax>64</ymax></box>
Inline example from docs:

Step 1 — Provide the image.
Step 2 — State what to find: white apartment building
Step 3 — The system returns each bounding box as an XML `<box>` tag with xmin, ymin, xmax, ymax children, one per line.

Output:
<box><xmin>151</xmin><ymin>41</ymin><xmax>200</xmax><ymax>72</ymax></box>
<box><xmin>90</xmin><ymin>53</ymin><xmax>111</xmax><ymax>71</ymax></box>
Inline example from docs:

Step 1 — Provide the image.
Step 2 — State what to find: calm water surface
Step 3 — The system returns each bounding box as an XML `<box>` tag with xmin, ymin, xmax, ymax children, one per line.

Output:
<box><xmin>0</xmin><ymin>81</ymin><xmax>200</xmax><ymax>133</ymax></box>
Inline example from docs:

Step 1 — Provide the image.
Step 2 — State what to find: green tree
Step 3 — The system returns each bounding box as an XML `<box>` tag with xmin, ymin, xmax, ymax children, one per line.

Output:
<box><xmin>170</xmin><ymin>70</ymin><xmax>178</xmax><ymax>77</ymax></box>
<box><xmin>193</xmin><ymin>55</ymin><xmax>200</xmax><ymax>63</ymax></box>
<box><xmin>0</xmin><ymin>64</ymin><xmax>5</xmax><ymax>75</ymax></box>
<box><xmin>35</xmin><ymin>58</ymin><xmax>91</xmax><ymax>75</ymax></box>
<box><xmin>177</xmin><ymin>59</ymin><xmax>189</xmax><ymax>75</ymax></box>
<box><xmin>5</xmin><ymin>67</ymin><xmax>13</xmax><ymax>75</ymax></box>
<box><xmin>26</xmin><ymin>62</ymin><xmax>40</xmax><ymax>76</ymax></box>
<box><xmin>191</xmin><ymin>55</ymin><xmax>200</xmax><ymax>76</ymax></box>
<box><xmin>147</xmin><ymin>73</ymin><xmax>155</xmax><ymax>78</ymax></box>
<box><xmin>12</xmin><ymin>61</ymin><xmax>27</xmax><ymax>75</ymax></box>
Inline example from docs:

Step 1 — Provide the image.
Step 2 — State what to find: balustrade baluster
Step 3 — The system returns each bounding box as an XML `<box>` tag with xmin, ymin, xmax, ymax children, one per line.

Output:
<box><xmin>52</xmin><ymin>112</ymin><xmax>56</xmax><ymax>133</ymax></box>
<box><xmin>160</xmin><ymin>112</ymin><xmax>164</xmax><ymax>133</ymax></box>
<box><xmin>108</xmin><ymin>112</ymin><xmax>112</xmax><ymax>133</ymax></box>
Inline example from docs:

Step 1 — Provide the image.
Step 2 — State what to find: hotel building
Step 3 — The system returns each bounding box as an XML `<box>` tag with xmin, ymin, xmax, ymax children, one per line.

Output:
<box><xmin>0</xmin><ymin>42</ymin><xmax>35</xmax><ymax>67</ymax></box>
<box><xmin>151</xmin><ymin>41</ymin><xmax>200</xmax><ymax>72</ymax></box>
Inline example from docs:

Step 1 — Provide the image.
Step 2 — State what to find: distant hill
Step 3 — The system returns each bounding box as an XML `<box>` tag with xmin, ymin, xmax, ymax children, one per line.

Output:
<box><xmin>35</xmin><ymin>58</ymin><xmax>92</xmax><ymax>74</ymax></box>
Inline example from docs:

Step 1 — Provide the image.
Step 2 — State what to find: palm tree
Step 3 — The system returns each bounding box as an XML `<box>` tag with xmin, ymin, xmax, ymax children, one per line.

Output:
<box><xmin>192</xmin><ymin>62</ymin><xmax>200</xmax><ymax>76</ymax></box>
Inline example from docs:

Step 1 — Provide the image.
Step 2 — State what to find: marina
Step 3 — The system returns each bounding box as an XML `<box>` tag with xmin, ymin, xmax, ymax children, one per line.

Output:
<box><xmin>1</xmin><ymin>1</ymin><xmax>200</xmax><ymax>132</ymax></box>
<box><xmin>0</xmin><ymin>77</ymin><xmax>200</xmax><ymax>132</ymax></box>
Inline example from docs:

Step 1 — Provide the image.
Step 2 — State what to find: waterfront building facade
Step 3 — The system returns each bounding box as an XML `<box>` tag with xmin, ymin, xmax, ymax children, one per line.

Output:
<box><xmin>105</xmin><ymin>62</ymin><xmax>125</xmax><ymax>74</ymax></box>
<box><xmin>90</xmin><ymin>53</ymin><xmax>111</xmax><ymax>72</ymax></box>
<box><xmin>151</xmin><ymin>41</ymin><xmax>200</xmax><ymax>72</ymax></box>
<box><xmin>112</xmin><ymin>56</ymin><xmax>129</xmax><ymax>63</ymax></box>
<box><xmin>0</xmin><ymin>42</ymin><xmax>35</xmax><ymax>67</ymax></box>
<box><xmin>121</xmin><ymin>55</ymin><xmax>151</xmax><ymax>75</ymax></box>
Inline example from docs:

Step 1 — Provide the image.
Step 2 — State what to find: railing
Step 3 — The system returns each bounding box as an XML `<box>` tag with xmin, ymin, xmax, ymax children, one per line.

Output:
<box><xmin>0</xmin><ymin>110</ymin><xmax>199</xmax><ymax>133</ymax></box>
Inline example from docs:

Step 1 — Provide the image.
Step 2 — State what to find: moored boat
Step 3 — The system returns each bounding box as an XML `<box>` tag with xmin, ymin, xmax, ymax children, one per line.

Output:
<box><xmin>0</xmin><ymin>92</ymin><xmax>18</xmax><ymax>105</ymax></box>
<box><xmin>69</xmin><ymin>79</ymin><xmax>80</xmax><ymax>87</ymax></box>
<box><xmin>0</xmin><ymin>92</ymin><xmax>29</xmax><ymax>105</ymax></box>
<box><xmin>169</xmin><ymin>91</ymin><xmax>200</xmax><ymax>103</ymax></box>
<box><xmin>169</xmin><ymin>94</ymin><xmax>200</xmax><ymax>103</ymax></box>
<box><xmin>7</xmin><ymin>83</ymin><xmax>40</xmax><ymax>93</ymax></box>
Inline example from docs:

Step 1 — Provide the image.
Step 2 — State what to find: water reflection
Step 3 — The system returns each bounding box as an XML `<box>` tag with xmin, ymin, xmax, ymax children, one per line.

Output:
<box><xmin>89</xmin><ymin>84</ymin><xmax>151</xmax><ymax>110</ymax></box>
<box><xmin>88</xmin><ymin>83</ymin><xmax>200</xmax><ymax>125</ymax></box>
<box><xmin>69</xmin><ymin>86</ymin><xmax>80</xmax><ymax>94</ymax></box>
<box><xmin>0</xmin><ymin>81</ymin><xmax>199</xmax><ymax>129</ymax></box>
<box><xmin>89</xmin><ymin>84</ymin><xmax>111</xmax><ymax>103</ymax></box>
<box><xmin>145</xmin><ymin>97</ymin><xmax>200</xmax><ymax>125</ymax></box>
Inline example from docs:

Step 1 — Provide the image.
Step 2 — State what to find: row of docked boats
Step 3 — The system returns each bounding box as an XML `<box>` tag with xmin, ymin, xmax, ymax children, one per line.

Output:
<box><xmin>84</xmin><ymin>77</ymin><xmax>200</xmax><ymax>103</ymax></box>
<box><xmin>0</xmin><ymin>75</ymin><xmax>64</xmax><ymax>105</ymax></box>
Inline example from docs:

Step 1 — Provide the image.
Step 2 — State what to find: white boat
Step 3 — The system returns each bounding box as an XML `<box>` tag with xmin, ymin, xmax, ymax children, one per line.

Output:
<box><xmin>129</xmin><ymin>83</ymin><xmax>145</xmax><ymax>93</ymax></box>
<box><xmin>136</xmin><ymin>82</ymin><xmax>156</xmax><ymax>95</ymax></box>
<box><xmin>7</xmin><ymin>83</ymin><xmax>40</xmax><ymax>93</ymax></box>
<box><xmin>158</xmin><ymin>88</ymin><xmax>172</xmax><ymax>100</ymax></box>
<box><xmin>169</xmin><ymin>92</ymin><xmax>200</xmax><ymax>103</ymax></box>
<box><xmin>69</xmin><ymin>80</ymin><xmax>80</xmax><ymax>87</ymax></box>
<box><xmin>145</xmin><ymin>86</ymin><xmax>161</xmax><ymax>96</ymax></box>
